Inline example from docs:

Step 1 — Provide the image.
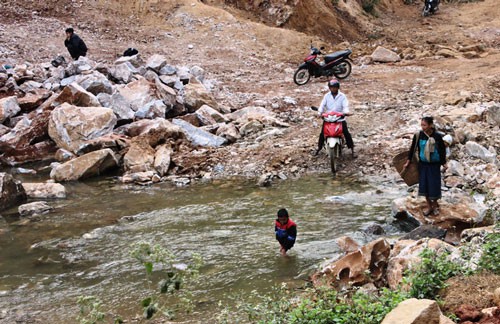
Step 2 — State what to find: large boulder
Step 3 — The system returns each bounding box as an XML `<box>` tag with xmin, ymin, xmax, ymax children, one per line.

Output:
<box><xmin>311</xmin><ymin>238</ymin><xmax>391</xmax><ymax>288</ymax></box>
<box><xmin>0</xmin><ymin>109</ymin><xmax>56</xmax><ymax>165</ymax></box>
<box><xmin>17</xmin><ymin>90</ymin><xmax>50</xmax><ymax>112</ymax></box>
<box><xmin>48</xmin><ymin>103</ymin><xmax>117</xmax><ymax>154</ymax></box>
<box><xmin>116</xmin><ymin>77</ymin><xmax>156</xmax><ymax>112</ymax></box>
<box><xmin>371</xmin><ymin>46</ymin><xmax>401</xmax><ymax>63</ymax></box>
<box><xmin>381</xmin><ymin>298</ymin><xmax>442</xmax><ymax>324</ymax></box>
<box><xmin>0</xmin><ymin>96</ymin><xmax>21</xmax><ymax>123</ymax></box>
<box><xmin>53</xmin><ymin>82</ymin><xmax>101</xmax><ymax>107</ymax></box>
<box><xmin>172</xmin><ymin>118</ymin><xmax>227</xmax><ymax>147</ymax></box>
<box><xmin>183</xmin><ymin>83</ymin><xmax>218</xmax><ymax>112</ymax></box>
<box><xmin>22</xmin><ymin>182</ymin><xmax>67</xmax><ymax>199</ymax></box>
<box><xmin>50</xmin><ymin>149</ymin><xmax>119</xmax><ymax>182</ymax></box>
<box><xmin>464</xmin><ymin>141</ymin><xmax>497</xmax><ymax>164</ymax></box>
<box><xmin>386</xmin><ymin>238</ymin><xmax>456</xmax><ymax>289</ymax></box>
<box><xmin>0</xmin><ymin>172</ymin><xmax>27</xmax><ymax>211</ymax></box>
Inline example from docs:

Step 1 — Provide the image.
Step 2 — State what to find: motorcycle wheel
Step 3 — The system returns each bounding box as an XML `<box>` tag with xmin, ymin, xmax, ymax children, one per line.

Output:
<box><xmin>333</xmin><ymin>61</ymin><xmax>352</xmax><ymax>80</ymax></box>
<box><xmin>329</xmin><ymin>144</ymin><xmax>340</xmax><ymax>174</ymax></box>
<box><xmin>293</xmin><ymin>67</ymin><xmax>311</xmax><ymax>86</ymax></box>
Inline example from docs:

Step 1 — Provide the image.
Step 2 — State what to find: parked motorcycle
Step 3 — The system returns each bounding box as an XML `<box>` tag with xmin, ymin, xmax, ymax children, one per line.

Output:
<box><xmin>321</xmin><ymin>111</ymin><xmax>346</xmax><ymax>174</ymax></box>
<box><xmin>293</xmin><ymin>45</ymin><xmax>352</xmax><ymax>86</ymax></box>
<box><xmin>422</xmin><ymin>0</ymin><xmax>439</xmax><ymax>16</ymax></box>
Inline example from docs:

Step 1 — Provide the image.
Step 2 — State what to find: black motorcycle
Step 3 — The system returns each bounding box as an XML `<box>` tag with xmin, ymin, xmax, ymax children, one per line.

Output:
<box><xmin>293</xmin><ymin>45</ymin><xmax>352</xmax><ymax>86</ymax></box>
<box><xmin>422</xmin><ymin>0</ymin><xmax>439</xmax><ymax>16</ymax></box>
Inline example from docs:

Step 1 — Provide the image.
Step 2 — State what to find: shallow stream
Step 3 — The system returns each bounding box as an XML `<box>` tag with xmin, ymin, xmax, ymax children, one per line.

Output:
<box><xmin>0</xmin><ymin>174</ymin><xmax>404</xmax><ymax>323</ymax></box>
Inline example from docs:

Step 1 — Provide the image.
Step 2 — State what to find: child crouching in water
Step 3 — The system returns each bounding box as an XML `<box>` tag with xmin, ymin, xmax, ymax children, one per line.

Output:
<box><xmin>275</xmin><ymin>208</ymin><xmax>297</xmax><ymax>256</ymax></box>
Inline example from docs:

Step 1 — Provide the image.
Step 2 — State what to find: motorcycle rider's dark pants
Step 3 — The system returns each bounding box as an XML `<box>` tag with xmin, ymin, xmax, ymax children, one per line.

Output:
<box><xmin>316</xmin><ymin>121</ymin><xmax>354</xmax><ymax>153</ymax></box>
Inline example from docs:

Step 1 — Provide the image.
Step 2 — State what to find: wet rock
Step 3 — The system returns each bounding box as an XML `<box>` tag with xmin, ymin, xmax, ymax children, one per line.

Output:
<box><xmin>22</xmin><ymin>182</ymin><xmax>66</xmax><ymax>199</ymax></box>
<box><xmin>371</xmin><ymin>46</ymin><xmax>401</xmax><ymax>63</ymax></box>
<box><xmin>400</xmin><ymin>225</ymin><xmax>447</xmax><ymax>241</ymax></box>
<box><xmin>18</xmin><ymin>201</ymin><xmax>52</xmax><ymax>217</ymax></box>
<box><xmin>0</xmin><ymin>172</ymin><xmax>27</xmax><ymax>211</ymax></box>
<box><xmin>53</xmin><ymin>82</ymin><xmax>101</xmax><ymax>107</ymax></box>
<box><xmin>48</xmin><ymin>103</ymin><xmax>117</xmax><ymax>154</ymax></box>
<box><xmin>257</xmin><ymin>173</ymin><xmax>273</xmax><ymax>187</ymax></box>
<box><xmin>363</xmin><ymin>224</ymin><xmax>386</xmax><ymax>235</ymax></box>
<box><xmin>121</xmin><ymin>170</ymin><xmax>157</xmax><ymax>184</ymax></box>
<box><xmin>183</xmin><ymin>82</ymin><xmax>218</xmax><ymax>112</ymax></box>
<box><xmin>465</xmin><ymin>141</ymin><xmax>497</xmax><ymax>164</ymax></box>
<box><xmin>381</xmin><ymin>298</ymin><xmax>441</xmax><ymax>324</ymax></box>
<box><xmin>390</xmin><ymin>197</ymin><xmax>422</xmax><ymax>232</ymax></box>
<box><xmin>173</xmin><ymin>118</ymin><xmax>227</xmax><ymax>147</ymax></box>
<box><xmin>0</xmin><ymin>96</ymin><xmax>21</xmax><ymax>123</ymax></box>
<box><xmin>311</xmin><ymin>238</ymin><xmax>391</xmax><ymax>288</ymax></box>
<box><xmin>154</xmin><ymin>144</ymin><xmax>172</xmax><ymax>176</ymax></box>
<box><xmin>50</xmin><ymin>149</ymin><xmax>119</xmax><ymax>182</ymax></box>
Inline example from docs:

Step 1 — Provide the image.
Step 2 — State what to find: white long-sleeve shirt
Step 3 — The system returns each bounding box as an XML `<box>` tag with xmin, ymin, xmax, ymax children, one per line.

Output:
<box><xmin>318</xmin><ymin>90</ymin><xmax>349</xmax><ymax>115</ymax></box>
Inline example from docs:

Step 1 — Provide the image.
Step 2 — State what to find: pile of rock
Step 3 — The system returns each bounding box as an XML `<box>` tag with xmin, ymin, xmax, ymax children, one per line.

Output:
<box><xmin>0</xmin><ymin>54</ymin><xmax>289</xmax><ymax>185</ymax></box>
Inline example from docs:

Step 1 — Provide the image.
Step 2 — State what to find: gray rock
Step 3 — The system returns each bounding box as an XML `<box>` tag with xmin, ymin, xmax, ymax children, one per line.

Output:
<box><xmin>111</xmin><ymin>62</ymin><xmax>137</xmax><ymax>83</ymax></box>
<box><xmin>158</xmin><ymin>64</ymin><xmax>177</xmax><ymax>76</ymax></box>
<box><xmin>146</xmin><ymin>54</ymin><xmax>167</xmax><ymax>73</ymax></box>
<box><xmin>18</xmin><ymin>201</ymin><xmax>52</xmax><ymax>217</ymax></box>
<box><xmin>400</xmin><ymin>225</ymin><xmax>447</xmax><ymax>241</ymax></box>
<box><xmin>465</xmin><ymin>141</ymin><xmax>497</xmax><ymax>163</ymax></box>
<box><xmin>78</xmin><ymin>71</ymin><xmax>113</xmax><ymax>95</ymax></box>
<box><xmin>135</xmin><ymin>100</ymin><xmax>166</xmax><ymax>119</ymax></box>
<box><xmin>172</xmin><ymin>118</ymin><xmax>227</xmax><ymax>147</ymax></box>
<box><xmin>486</xmin><ymin>104</ymin><xmax>500</xmax><ymax>126</ymax></box>
<box><xmin>0</xmin><ymin>96</ymin><xmax>21</xmax><ymax>123</ymax></box>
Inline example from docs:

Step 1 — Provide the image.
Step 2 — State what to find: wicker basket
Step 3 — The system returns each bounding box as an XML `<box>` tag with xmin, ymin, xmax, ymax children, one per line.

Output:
<box><xmin>392</xmin><ymin>151</ymin><xmax>419</xmax><ymax>186</ymax></box>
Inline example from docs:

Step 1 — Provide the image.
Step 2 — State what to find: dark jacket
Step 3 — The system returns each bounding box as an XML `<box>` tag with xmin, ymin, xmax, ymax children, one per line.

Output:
<box><xmin>64</xmin><ymin>34</ymin><xmax>87</xmax><ymax>60</ymax></box>
<box><xmin>275</xmin><ymin>219</ymin><xmax>297</xmax><ymax>251</ymax></box>
<box><xmin>408</xmin><ymin>130</ymin><xmax>446</xmax><ymax>165</ymax></box>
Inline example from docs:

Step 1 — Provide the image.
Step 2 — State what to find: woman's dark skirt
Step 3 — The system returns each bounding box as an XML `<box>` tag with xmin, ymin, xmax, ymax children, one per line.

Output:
<box><xmin>418</xmin><ymin>163</ymin><xmax>442</xmax><ymax>200</ymax></box>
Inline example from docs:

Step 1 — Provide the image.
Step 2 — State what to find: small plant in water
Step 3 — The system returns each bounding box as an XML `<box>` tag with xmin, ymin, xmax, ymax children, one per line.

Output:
<box><xmin>77</xmin><ymin>296</ymin><xmax>105</xmax><ymax>324</ymax></box>
<box><xmin>130</xmin><ymin>241</ymin><xmax>203</xmax><ymax>320</ymax></box>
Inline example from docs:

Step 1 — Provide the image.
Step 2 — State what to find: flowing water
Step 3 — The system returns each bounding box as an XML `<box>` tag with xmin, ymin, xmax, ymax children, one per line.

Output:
<box><xmin>0</xmin><ymin>174</ymin><xmax>405</xmax><ymax>323</ymax></box>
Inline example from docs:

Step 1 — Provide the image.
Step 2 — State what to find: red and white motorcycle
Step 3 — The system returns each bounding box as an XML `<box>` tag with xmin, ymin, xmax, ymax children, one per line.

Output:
<box><xmin>321</xmin><ymin>111</ymin><xmax>346</xmax><ymax>174</ymax></box>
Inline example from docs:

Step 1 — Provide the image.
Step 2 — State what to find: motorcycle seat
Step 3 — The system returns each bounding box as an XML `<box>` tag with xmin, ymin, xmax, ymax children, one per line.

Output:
<box><xmin>324</xmin><ymin>49</ymin><xmax>352</xmax><ymax>63</ymax></box>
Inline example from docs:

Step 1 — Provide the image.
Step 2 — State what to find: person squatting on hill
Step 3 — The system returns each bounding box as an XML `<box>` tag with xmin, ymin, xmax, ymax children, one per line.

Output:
<box><xmin>64</xmin><ymin>28</ymin><xmax>88</xmax><ymax>60</ymax></box>
<box><xmin>275</xmin><ymin>208</ymin><xmax>297</xmax><ymax>256</ymax></box>
<box><xmin>315</xmin><ymin>79</ymin><xmax>357</xmax><ymax>158</ymax></box>
<box><xmin>404</xmin><ymin>116</ymin><xmax>447</xmax><ymax>217</ymax></box>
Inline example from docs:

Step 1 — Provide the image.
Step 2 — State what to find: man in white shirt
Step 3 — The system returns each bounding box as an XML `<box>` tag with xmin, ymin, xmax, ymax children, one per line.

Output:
<box><xmin>315</xmin><ymin>79</ymin><xmax>356</xmax><ymax>158</ymax></box>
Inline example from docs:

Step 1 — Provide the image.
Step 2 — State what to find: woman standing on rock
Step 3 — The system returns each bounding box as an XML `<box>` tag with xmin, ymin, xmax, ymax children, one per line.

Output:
<box><xmin>404</xmin><ymin>116</ymin><xmax>446</xmax><ymax>216</ymax></box>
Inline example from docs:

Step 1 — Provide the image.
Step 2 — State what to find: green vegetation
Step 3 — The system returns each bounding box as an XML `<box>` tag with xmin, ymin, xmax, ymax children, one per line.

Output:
<box><xmin>218</xmin><ymin>238</ymin><xmax>500</xmax><ymax>323</ymax></box>
<box><xmin>478</xmin><ymin>233</ymin><xmax>500</xmax><ymax>274</ymax></box>
<box><xmin>77</xmin><ymin>241</ymin><xmax>202</xmax><ymax>323</ymax></box>
<box><xmin>361</xmin><ymin>0</ymin><xmax>380</xmax><ymax>14</ymax></box>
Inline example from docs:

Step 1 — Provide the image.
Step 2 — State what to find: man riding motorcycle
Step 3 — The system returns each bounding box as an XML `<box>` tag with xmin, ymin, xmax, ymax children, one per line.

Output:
<box><xmin>315</xmin><ymin>79</ymin><xmax>357</xmax><ymax>158</ymax></box>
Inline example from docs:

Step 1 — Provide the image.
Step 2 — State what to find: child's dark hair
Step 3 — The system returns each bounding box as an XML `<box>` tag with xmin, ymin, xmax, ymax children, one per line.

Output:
<box><xmin>277</xmin><ymin>208</ymin><xmax>289</xmax><ymax>218</ymax></box>
<box><xmin>65</xmin><ymin>27</ymin><xmax>74</xmax><ymax>34</ymax></box>
<box><xmin>421</xmin><ymin>116</ymin><xmax>434</xmax><ymax>125</ymax></box>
